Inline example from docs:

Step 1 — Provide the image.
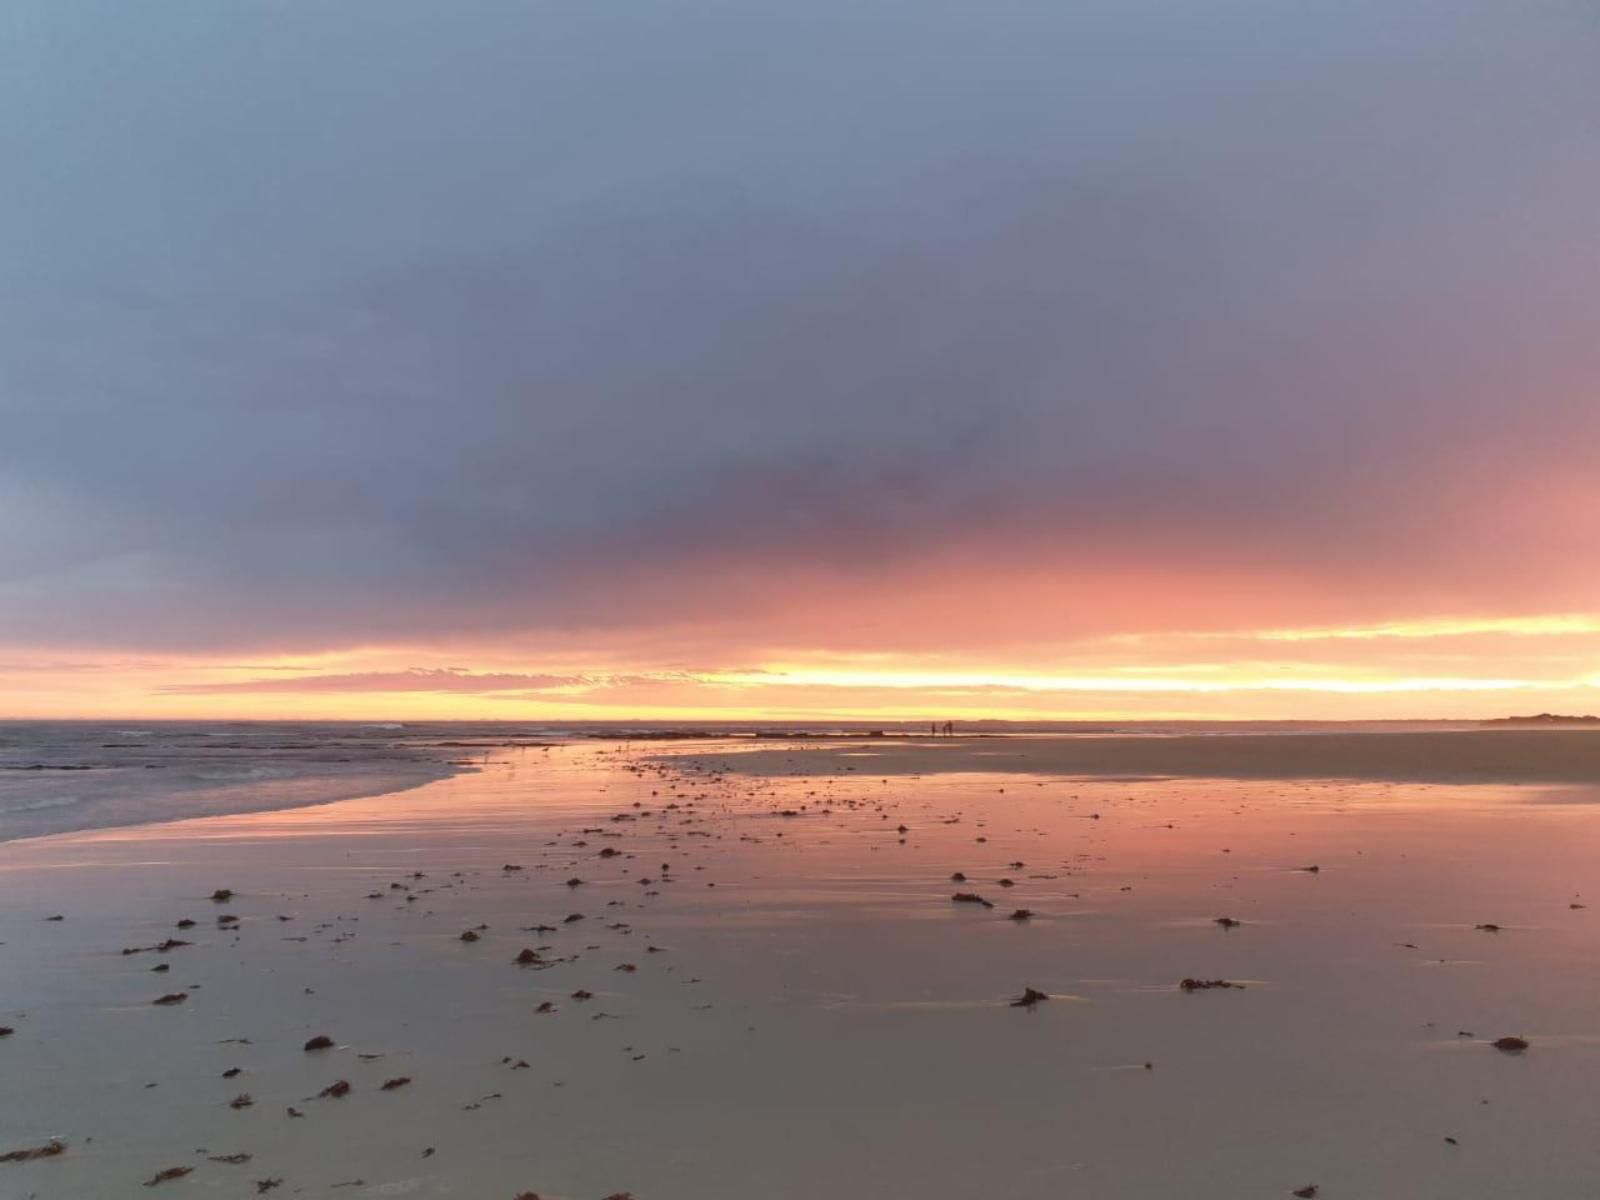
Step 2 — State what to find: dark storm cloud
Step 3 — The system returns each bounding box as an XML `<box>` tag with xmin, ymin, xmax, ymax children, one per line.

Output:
<box><xmin>3</xmin><ymin>1</ymin><xmax>1598</xmax><ymax>652</ymax></box>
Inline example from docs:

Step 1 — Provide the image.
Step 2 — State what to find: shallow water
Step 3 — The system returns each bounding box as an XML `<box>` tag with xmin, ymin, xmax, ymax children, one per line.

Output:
<box><xmin>2</xmin><ymin>742</ymin><xmax>1597</xmax><ymax>1198</ymax></box>
<box><xmin>0</xmin><ymin>721</ymin><xmax>530</xmax><ymax>841</ymax></box>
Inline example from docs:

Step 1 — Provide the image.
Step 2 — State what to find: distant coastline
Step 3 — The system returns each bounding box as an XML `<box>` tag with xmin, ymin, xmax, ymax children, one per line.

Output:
<box><xmin>1481</xmin><ymin>713</ymin><xmax>1600</xmax><ymax>726</ymax></box>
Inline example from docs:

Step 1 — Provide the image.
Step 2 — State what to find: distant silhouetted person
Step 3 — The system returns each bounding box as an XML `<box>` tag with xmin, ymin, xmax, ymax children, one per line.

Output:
<box><xmin>943</xmin><ymin>721</ymin><xmax>954</xmax><ymax>737</ymax></box>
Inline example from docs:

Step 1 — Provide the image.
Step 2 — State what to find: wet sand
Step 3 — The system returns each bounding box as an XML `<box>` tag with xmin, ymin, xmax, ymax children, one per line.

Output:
<box><xmin>692</xmin><ymin>728</ymin><xmax>1600</xmax><ymax>785</ymax></box>
<box><xmin>3</xmin><ymin>738</ymin><xmax>1599</xmax><ymax>1198</ymax></box>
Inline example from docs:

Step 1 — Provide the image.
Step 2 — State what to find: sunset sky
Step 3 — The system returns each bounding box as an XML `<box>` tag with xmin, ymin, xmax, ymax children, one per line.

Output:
<box><xmin>3</xmin><ymin>2</ymin><xmax>1599</xmax><ymax>721</ymax></box>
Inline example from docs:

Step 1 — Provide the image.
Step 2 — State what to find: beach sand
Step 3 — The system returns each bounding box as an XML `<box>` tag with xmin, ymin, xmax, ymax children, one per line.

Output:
<box><xmin>3</xmin><ymin>735</ymin><xmax>1599</xmax><ymax>1198</ymax></box>
<box><xmin>694</xmin><ymin>728</ymin><xmax>1600</xmax><ymax>786</ymax></box>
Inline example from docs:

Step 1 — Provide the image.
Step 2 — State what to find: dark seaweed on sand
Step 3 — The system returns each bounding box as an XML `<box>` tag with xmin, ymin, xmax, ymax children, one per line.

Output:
<box><xmin>1</xmin><ymin>1140</ymin><xmax>66</xmax><ymax>1163</ymax></box>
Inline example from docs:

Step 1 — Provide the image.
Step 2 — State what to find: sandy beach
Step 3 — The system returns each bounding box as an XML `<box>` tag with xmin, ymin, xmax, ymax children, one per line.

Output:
<box><xmin>4</xmin><ymin>733</ymin><xmax>1600</xmax><ymax>1198</ymax></box>
<box><xmin>690</xmin><ymin>728</ymin><xmax>1600</xmax><ymax>786</ymax></box>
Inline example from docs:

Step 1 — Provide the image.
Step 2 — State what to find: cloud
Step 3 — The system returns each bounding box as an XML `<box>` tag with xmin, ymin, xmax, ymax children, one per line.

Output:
<box><xmin>1</xmin><ymin>0</ymin><xmax>1597</xmax><ymax>675</ymax></box>
<box><xmin>159</xmin><ymin>669</ymin><xmax>582</xmax><ymax>695</ymax></box>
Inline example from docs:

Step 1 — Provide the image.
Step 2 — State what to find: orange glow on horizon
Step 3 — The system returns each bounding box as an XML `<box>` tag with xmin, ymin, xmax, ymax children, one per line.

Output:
<box><xmin>4</xmin><ymin>609</ymin><xmax>1600</xmax><ymax>722</ymax></box>
<box><xmin>1251</xmin><ymin>615</ymin><xmax>1600</xmax><ymax>642</ymax></box>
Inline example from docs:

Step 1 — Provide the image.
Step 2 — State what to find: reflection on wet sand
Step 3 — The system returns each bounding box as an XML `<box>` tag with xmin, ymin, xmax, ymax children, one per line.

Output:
<box><xmin>3</xmin><ymin>739</ymin><xmax>1599</xmax><ymax>1198</ymax></box>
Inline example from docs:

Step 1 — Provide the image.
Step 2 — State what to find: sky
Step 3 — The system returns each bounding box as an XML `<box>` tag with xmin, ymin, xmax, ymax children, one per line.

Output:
<box><xmin>3</xmin><ymin>1</ymin><xmax>1599</xmax><ymax>721</ymax></box>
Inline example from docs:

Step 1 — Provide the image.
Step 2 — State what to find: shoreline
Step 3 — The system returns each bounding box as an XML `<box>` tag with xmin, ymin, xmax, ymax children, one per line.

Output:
<box><xmin>8</xmin><ymin>726</ymin><xmax>1600</xmax><ymax>846</ymax></box>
